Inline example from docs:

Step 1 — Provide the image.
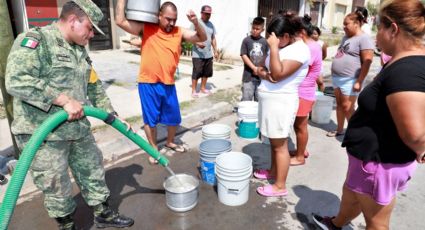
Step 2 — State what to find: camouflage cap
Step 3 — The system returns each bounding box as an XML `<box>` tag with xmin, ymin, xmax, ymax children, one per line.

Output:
<box><xmin>72</xmin><ymin>0</ymin><xmax>105</xmax><ymax>35</ymax></box>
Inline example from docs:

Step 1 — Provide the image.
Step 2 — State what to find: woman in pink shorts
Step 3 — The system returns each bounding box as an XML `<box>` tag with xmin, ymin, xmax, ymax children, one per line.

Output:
<box><xmin>312</xmin><ymin>1</ymin><xmax>425</xmax><ymax>229</ymax></box>
<box><xmin>291</xmin><ymin>14</ymin><xmax>323</xmax><ymax>166</ymax></box>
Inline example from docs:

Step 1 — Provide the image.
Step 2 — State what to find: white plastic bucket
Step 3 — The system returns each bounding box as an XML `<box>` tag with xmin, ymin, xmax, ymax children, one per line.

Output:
<box><xmin>311</xmin><ymin>95</ymin><xmax>334</xmax><ymax>124</ymax></box>
<box><xmin>215</xmin><ymin>152</ymin><xmax>252</xmax><ymax>206</ymax></box>
<box><xmin>238</xmin><ymin>101</ymin><xmax>258</xmax><ymax>110</ymax></box>
<box><xmin>202</xmin><ymin>124</ymin><xmax>231</xmax><ymax>140</ymax></box>
<box><xmin>126</xmin><ymin>0</ymin><xmax>160</xmax><ymax>23</ymax></box>
<box><xmin>237</xmin><ymin>107</ymin><xmax>258</xmax><ymax>121</ymax></box>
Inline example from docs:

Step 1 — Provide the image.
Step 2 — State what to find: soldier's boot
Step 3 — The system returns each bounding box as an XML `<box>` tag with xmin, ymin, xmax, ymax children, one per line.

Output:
<box><xmin>93</xmin><ymin>202</ymin><xmax>134</xmax><ymax>228</ymax></box>
<box><xmin>55</xmin><ymin>215</ymin><xmax>75</xmax><ymax>230</ymax></box>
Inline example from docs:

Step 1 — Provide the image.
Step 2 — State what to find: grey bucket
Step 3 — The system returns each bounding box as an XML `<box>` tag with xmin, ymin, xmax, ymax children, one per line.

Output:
<box><xmin>199</xmin><ymin>139</ymin><xmax>232</xmax><ymax>162</ymax></box>
<box><xmin>126</xmin><ymin>0</ymin><xmax>160</xmax><ymax>23</ymax></box>
<box><xmin>163</xmin><ymin>174</ymin><xmax>199</xmax><ymax>212</ymax></box>
<box><xmin>198</xmin><ymin>139</ymin><xmax>232</xmax><ymax>185</ymax></box>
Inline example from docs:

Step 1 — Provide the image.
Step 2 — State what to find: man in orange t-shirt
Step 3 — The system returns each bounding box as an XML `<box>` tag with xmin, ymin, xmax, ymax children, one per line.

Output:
<box><xmin>116</xmin><ymin>1</ymin><xmax>206</xmax><ymax>163</ymax></box>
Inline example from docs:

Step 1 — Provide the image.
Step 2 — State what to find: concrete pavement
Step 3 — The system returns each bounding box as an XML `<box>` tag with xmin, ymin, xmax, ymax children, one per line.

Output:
<box><xmin>7</xmin><ymin>112</ymin><xmax>425</xmax><ymax>229</ymax></box>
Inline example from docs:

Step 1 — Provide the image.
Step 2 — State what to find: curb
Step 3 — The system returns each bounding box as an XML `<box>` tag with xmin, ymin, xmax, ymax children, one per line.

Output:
<box><xmin>98</xmin><ymin>101</ymin><xmax>233</xmax><ymax>162</ymax></box>
<box><xmin>0</xmin><ymin>101</ymin><xmax>233</xmax><ymax>204</ymax></box>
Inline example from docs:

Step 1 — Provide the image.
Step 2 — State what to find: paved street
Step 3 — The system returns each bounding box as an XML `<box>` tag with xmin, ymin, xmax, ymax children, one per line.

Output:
<box><xmin>7</xmin><ymin>113</ymin><xmax>425</xmax><ymax>230</ymax></box>
<box><xmin>1</xmin><ymin>47</ymin><xmax>424</xmax><ymax>230</ymax></box>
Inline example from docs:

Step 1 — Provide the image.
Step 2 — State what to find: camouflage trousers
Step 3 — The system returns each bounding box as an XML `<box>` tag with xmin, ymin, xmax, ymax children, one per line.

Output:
<box><xmin>16</xmin><ymin>133</ymin><xmax>110</xmax><ymax>218</ymax></box>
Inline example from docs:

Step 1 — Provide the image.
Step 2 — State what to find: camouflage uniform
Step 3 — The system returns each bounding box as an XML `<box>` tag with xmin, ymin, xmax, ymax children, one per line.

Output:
<box><xmin>5</xmin><ymin>10</ymin><xmax>113</xmax><ymax>218</ymax></box>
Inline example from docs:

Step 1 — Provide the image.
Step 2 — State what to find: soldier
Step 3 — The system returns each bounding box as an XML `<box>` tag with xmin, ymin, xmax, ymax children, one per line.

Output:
<box><xmin>5</xmin><ymin>0</ymin><xmax>133</xmax><ymax>229</ymax></box>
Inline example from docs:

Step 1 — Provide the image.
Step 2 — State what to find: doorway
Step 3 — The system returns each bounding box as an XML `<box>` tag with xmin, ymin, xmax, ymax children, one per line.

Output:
<box><xmin>89</xmin><ymin>0</ymin><xmax>113</xmax><ymax>50</ymax></box>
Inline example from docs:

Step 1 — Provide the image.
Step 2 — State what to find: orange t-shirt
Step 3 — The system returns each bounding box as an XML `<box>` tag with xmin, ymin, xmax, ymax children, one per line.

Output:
<box><xmin>138</xmin><ymin>23</ymin><xmax>182</xmax><ymax>84</ymax></box>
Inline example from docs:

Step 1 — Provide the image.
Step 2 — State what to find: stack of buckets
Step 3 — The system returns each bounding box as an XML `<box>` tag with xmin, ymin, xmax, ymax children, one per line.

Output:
<box><xmin>215</xmin><ymin>152</ymin><xmax>252</xmax><ymax>206</ymax></box>
<box><xmin>237</xmin><ymin>101</ymin><xmax>259</xmax><ymax>139</ymax></box>
<box><xmin>202</xmin><ymin>124</ymin><xmax>231</xmax><ymax>140</ymax></box>
<box><xmin>199</xmin><ymin>124</ymin><xmax>232</xmax><ymax>185</ymax></box>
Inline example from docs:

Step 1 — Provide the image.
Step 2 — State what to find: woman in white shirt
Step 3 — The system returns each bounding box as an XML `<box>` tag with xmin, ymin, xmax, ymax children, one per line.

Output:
<box><xmin>356</xmin><ymin>7</ymin><xmax>372</xmax><ymax>35</ymax></box>
<box><xmin>254</xmin><ymin>13</ymin><xmax>310</xmax><ymax>197</ymax></box>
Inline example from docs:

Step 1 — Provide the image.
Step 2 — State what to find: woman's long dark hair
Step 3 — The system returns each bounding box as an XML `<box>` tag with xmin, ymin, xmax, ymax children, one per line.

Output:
<box><xmin>300</xmin><ymin>14</ymin><xmax>314</xmax><ymax>37</ymax></box>
<box><xmin>266</xmin><ymin>13</ymin><xmax>302</xmax><ymax>38</ymax></box>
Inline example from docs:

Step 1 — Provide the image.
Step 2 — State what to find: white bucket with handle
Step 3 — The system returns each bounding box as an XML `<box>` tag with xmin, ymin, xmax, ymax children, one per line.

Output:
<box><xmin>215</xmin><ymin>152</ymin><xmax>252</xmax><ymax>206</ymax></box>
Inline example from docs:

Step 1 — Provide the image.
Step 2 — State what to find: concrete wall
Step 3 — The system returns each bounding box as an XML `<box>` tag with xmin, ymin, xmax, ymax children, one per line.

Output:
<box><xmin>322</xmin><ymin>0</ymin><xmax>352</xmax><ymax>29</ymax></box>
<box><xmin>170</xmin><ymin>0</ymin><xmax>258</xmax><ymax>59</ymax></box>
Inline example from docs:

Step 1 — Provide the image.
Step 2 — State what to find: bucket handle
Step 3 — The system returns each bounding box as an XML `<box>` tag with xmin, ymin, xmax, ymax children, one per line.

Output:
<box><xmin>217</xmin><ymin>179</ymin><xmax>250</xmax><ymax>194</ymax></box>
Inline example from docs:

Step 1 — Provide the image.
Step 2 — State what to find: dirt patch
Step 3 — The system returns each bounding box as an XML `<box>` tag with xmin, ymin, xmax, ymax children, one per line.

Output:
<box><xmin>180</xmin><ymin>86</ymin><xmax>241</xmax><ymax>116</ymax></box>
<box><xmin>0</xmin><ymin>103</ymin><xmax>6</xmax><ymax>119</ymax></box>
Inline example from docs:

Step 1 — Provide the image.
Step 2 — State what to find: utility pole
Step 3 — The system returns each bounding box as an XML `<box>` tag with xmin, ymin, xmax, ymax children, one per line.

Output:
<box><xmin>0</xmin><ymin>0</ymin><xmax>20</xmax><ymax>161</ymax></box>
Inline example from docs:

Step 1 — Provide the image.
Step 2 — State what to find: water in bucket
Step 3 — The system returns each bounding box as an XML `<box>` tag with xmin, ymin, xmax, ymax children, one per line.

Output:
<box><xmin>215</xmin><ymin>152</ymin><xmax>253</xmax><ymax>206</ymax></box>
<box><xmin>311</xmin><ymin>95</ymin><xmax>334</xmax><ymax>124</ymax></box>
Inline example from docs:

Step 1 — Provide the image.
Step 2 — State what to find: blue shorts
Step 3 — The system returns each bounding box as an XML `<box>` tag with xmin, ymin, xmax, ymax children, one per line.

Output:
<box><xmin>138</xmin><ymin>83</ymin><xmax>181</xmax><ymax>127</ymax></box>
<box><xmin>332</xmin><ymin>75</ymin><xmax>360</xmax><ymax>96</ymax></box>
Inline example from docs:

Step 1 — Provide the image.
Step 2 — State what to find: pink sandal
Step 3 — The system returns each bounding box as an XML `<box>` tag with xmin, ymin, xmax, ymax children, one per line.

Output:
<box><xmin>200</xmin><ymin>89</ymin><xmax>212</xmax><ymax>95</ymax></box>
<box><xmin>253</xmin><ymin>169</ymin><xmax>274</xmax><ymax>180</ymax></box>
<box><xmin>257</xmin><ymin>185</ymin><xmax>288</xmax><ymax>197</ymax></box>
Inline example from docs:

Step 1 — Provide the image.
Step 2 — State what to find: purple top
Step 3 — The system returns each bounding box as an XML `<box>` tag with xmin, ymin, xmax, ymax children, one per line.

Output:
<box><xmin>298</xmin><ymin>40</ymin><xmax>323</xmax><ymax>101</ymax></box>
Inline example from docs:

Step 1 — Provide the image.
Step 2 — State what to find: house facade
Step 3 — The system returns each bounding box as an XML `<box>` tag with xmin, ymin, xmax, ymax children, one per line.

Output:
<box><xmin>7</xmin><ymin>0</ymin><xmax>378</xmax><ymax>58</ymax></box>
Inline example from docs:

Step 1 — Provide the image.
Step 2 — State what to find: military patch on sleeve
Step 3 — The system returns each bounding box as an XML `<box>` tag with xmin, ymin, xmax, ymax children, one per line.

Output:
<box><xmin>56</xmin><ymin>54</ymin><xmax>72</xmax><ymax>62</ymax></box>
<box><xmin>21</xmin><ymin>37</ymin><xmax>39</xmax><ymax>49</ymax></box>
<box><xmin>25</xmin><ymin>32</ymin><xmax>42</xmax><ymax>40</ymax></box>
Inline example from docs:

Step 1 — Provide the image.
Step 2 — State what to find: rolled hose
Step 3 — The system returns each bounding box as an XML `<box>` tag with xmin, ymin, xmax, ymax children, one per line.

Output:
<box><xmin>0</xmin><ymin>106</ymin><xmax>169</xmax><ymax>229</ymax></box>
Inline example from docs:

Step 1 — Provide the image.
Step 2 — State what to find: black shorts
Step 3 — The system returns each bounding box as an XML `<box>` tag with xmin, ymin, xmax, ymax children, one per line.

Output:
<box><xmin>192</xmin><ymin>57</ymin><xmax>213</xmax><ymax>79</ymax></box>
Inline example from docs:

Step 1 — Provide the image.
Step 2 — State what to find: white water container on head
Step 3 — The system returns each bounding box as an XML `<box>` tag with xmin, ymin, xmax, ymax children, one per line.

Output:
<box><xmin>126</xmin><ymin>0</ymin><xmax>160</xmax><ymax>23</ymax></box>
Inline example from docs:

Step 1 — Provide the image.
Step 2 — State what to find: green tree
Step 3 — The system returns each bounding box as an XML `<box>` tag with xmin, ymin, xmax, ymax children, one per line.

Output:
<box><xmin>367</xmin><ymin>2</ymin><xmax>378</xmax><ymax>16</ymax></box>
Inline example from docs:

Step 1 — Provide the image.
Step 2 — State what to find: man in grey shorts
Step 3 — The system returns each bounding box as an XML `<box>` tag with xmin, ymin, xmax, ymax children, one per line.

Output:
<box><xmin>191</xmin><ymin>5</ymin><xmax>218</xmax><ymax>97</ymax></box>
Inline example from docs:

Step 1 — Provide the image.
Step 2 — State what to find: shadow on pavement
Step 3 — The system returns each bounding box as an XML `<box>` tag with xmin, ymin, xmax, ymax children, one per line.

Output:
<box><xmin>292</xmin><ymin>184</ymin><xmax>354</xmax><ymax>230</ymax></box>
<box><xmin>242</xmin><ymin>142</ymin><xmax>270</xmax><ymax>170</ymax></box>
<box><xmin>73</xmin><ymin>163</ymin><xmax>165</xmax><ymax>229</ymax></box>
<box><xmin>308</xmin><ymin>119</ymin><xmax>345</xmax><ymax>143</ymax></box>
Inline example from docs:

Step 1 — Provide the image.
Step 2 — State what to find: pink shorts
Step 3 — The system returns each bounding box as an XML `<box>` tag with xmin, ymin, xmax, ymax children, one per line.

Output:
<box><xmin>296</xmin><ymin>98</ymin><xmax>314</xmax><ymax>117</ymax></box>
<box><xmin>345</xmin><ymin>154</ymin><xmax>417</xmax><ymax>205</ymax></box>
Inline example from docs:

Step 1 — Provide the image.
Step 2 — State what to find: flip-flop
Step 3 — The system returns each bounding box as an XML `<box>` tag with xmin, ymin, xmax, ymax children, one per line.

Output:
<box><xmin>253</xmin><ymin>169</ymin><xmax>274</xmax><ymax>180</ymax></box>
<box><xmin>304</xmin><ymin>151</ymin><xmax>310</xmax><ymax>158</ymax></box>
<box><xmin>326</xmin><ymin>130</ymin><xmax>344</xmax><ymax>137</ymax></box>
<box><xmin>192</xmin><ymin>92</ymin><xmax>199</xmax><ymax>98</ymax></box>
<box><xmin>148</xmin><ymin>156</ymin><xmax>158</xmax><ymax>165</ymax></box>
<box><xmin>257</xmin><ymin>185</ymin><xmax>288</xmax><ymax>197</ymax></box>
<box><xmin>165</xmin><ymin>144</ymin><xmax>186</xmax><ymax>153</ymax></box>
<box><xmin>200</xmin><ymin>89</ymin><xmax>212</xmax><ymax>95</ymax></box>
<box><xmin>290</xmin><ymin>160</ymin><xmax>306</xmax><ymax>166</ymax></box>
